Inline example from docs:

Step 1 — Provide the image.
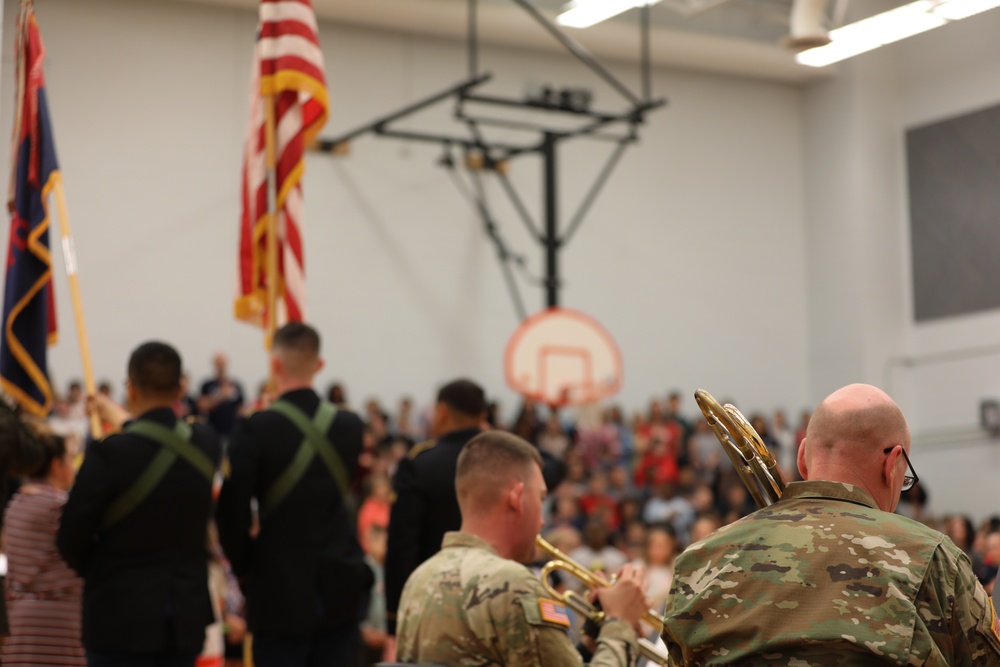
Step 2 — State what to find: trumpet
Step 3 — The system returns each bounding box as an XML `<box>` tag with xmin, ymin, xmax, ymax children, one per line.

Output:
<box><xmin>694</xmin><ymin>389</ymin><xmax>786</xmax><ymax>508</ymax></box>
<box><xmin>536</xmin><ymin>535</ymin><xmax>672</xmax><ymax>666</ymax></box>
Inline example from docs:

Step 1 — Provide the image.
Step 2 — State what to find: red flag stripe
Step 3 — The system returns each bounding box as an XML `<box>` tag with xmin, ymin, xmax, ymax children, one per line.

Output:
<box><xmin>259</xmin><ymin>21</ymin><xmax>320</xmax><ymax>45</ymax></box>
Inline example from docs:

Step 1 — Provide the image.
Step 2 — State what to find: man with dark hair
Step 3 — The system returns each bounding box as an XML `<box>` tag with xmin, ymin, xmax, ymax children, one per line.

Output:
<box><xmin>384</xmin><ymin>378</ymin><xmax>486</xmax><ymax>641</ymax></box>
<box><xmin>397</xmin><ymin>431</ymin><xmax>647</xmax><ymax>665</ymax></box>
<box><xmin>58</xmin><ymin>341</ymin><xmax>221</xmax><ymax>667</ymax></box>
<box><xmin>216</xmin><ymin>322</ymin><xmax>368</xmax><ymax>667</ymax></box>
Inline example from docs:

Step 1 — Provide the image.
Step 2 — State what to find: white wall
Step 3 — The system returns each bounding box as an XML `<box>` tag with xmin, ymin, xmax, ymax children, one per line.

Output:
<box><xmin>0</xmin><ymin>0</ymin><xmax>811</xmax><ymax>420</ymax></box>
<box><xmin>801</xmin><ymin>8</ymin><xmax>1000</xmax><ymax>521</ymax></box>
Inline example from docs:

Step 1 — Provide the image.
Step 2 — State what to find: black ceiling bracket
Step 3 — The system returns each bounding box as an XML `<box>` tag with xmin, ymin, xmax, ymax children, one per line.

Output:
<box><xmin>314</xmin><ymin>0</ymin><xmax>667</xmax><ymax>317</ymax></box>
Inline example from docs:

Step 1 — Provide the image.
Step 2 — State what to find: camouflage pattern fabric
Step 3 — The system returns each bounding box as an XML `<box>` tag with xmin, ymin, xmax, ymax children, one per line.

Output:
<box><xmin>397</xmin><ymin>531</ymin><xmax>638</xmax><ymax>666</ymax></box>
<box><xmin>662</xmin><ymin>481</ymin><xmax>1000</xmax><ymax>666</ymax></box>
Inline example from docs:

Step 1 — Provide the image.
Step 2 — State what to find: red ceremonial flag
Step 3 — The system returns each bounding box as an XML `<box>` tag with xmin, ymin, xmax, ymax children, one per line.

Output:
<box><xmin>234</xmin><ymin>0</ymin><xmax>329</xmax><ymax>330</ymax></box>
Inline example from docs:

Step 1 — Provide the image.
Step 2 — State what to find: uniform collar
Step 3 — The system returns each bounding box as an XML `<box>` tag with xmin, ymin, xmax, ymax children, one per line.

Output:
<box><xmin>441</xmin><ymin>531</ymin><xmax>498</xmax><ymax>555</ymax></box>
<box><xmin>279</xmin><ymin>388</ymin><xmax>318</xmax><ymax>401</ymax></box>
<box><xmin>438</xmin><ymin>427</ymin><xmax>482</xmax><ymax>444</ymax></box>
<box><xmin>780</xmin><ymin>480</ymin><xmax>879</xmax><ymax>510</ymax></box>
<box><xmin>129</xmin><ymin>406</ymin><xmax>177</xmax><ymax>426</ymax></box>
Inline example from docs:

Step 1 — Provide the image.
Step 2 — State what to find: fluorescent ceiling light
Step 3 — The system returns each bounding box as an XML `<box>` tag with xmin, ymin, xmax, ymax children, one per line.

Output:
<box><xmin>797</xmin><ymin>0</ymin><xmax>999</xmax><ymax>67</ymax></box>
<box><xmin>933</xmin><ymin>0</ymin><xmax>1000</xmax><ymax>19</ymax></box>
<box><xmin>557</xmin><ymin>0</ymin><xmax>660</xmax><ymax>29</ymax></box>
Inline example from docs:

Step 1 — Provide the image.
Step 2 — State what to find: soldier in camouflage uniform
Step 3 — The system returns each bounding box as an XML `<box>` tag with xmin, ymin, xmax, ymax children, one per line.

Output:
<box><xmin>663</xmin><ymin>383</ymin><xmax>1000</xmax><ymax>666</ymax></box>
<box><xmin>397</xmin><ymin>431</ymin><xmax>649</xmax><ymax>666</ymax></box>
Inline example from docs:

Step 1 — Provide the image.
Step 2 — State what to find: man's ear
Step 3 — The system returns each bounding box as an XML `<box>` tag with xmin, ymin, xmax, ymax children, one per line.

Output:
<box><xmin>508</xmin><ymin>481</ymin><xmax>525</xmax><ymax>515</ymax></box>
<box><xmin>432</xmin><ymin>402</ymin><xmax>448</xmax><ymax>432</ymax></box>
<box><xmin>796</xmin><ymin>438</ymin><xmax>809</xmax><ymax>480</ymax></box>
<box><xmin>315</xmin><ymin>358</ymin><xmax>325</xmax><ymax>374</ymax></box>
<box><xmin>882</xmin><ymin>445</ymin><xmax>899</xmax><ymax>487</ymax></box>
<box><xmin>126</xmin><ymin>381</ymin><xmax>138</xmax><ymax>408</ymax></box>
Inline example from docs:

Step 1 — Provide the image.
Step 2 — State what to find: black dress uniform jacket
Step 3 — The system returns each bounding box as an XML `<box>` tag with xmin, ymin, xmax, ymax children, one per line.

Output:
<box><xmin>57</xmin><ymin>408</ymin><xmax>222</xmax><ymax>655</ymax></box>
<box><xmin>215</xmin><ymin>388</ymin><xmax>367</xmax><ymax>639</ymax></box>
<box><xmin>385</xmin><ymin>426</ymin><xmax>481</xmax><ymax>634</ymax></box>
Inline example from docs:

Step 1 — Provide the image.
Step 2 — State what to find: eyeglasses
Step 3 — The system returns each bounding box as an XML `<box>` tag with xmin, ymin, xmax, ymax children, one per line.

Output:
<box><xmin>884</xmin><ymin>446</ymin><xmax>919</xmax><ymax>492</ymax></box>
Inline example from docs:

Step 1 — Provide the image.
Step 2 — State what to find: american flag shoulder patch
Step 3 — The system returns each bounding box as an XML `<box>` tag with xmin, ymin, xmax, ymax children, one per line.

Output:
<box><xmin>538</xmin><ymin>598</ymin><xmax>570</xmax><ymax>627</ymax></box>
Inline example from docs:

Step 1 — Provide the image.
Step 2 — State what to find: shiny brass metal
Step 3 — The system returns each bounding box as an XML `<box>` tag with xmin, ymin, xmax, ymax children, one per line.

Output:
<box><xmin>694</xmin><ymin>389</ymin><xmax>786</xmax><ymax>508</ymax></box>
<box><xmin>536</xmin><ymin>535</ymin><xmax>671</xmax><ymax>665</ymax></box>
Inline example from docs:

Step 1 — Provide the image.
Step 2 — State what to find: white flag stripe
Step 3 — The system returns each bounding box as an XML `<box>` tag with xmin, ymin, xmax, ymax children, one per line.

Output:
<box><xmin>284</xmin><ymin>185</ymin><xmax>304</xmax><ymax>231</ymax></box>
<box><xmin>260</xmin><ymin>1</ymin><xmax>319</xmax><ymax>32</ymax></box>
<box><xmin>258</xmin><ymin>34</ymin><xmax>324</xmax><ymax>69</ymax></box>
<box><xmin>283</xmin><ymin>238</ymin><xmax>306</xmax><ymax>310</ymax></box>
<box><xmin>276</xmin><ymin>104</ymin><xmax>304</xmax><ymax>150</ymax></box>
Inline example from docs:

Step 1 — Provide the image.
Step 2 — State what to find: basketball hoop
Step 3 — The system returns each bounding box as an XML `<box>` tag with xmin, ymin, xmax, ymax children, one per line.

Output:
<box><xmin>504</xmin><ymin>308</ymin><xmax>623</xmax><ymax>408</ymax></box>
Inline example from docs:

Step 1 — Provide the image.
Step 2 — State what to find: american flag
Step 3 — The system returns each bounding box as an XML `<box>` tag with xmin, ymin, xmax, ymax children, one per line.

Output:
<box><xmin>234</xmin><ymin>0</ymin><xmax>329</xmax><ymax>331</ymax></box>
<box><xmin>539</xmin><ymin>598</ymin><xmax>571</xmax><ymax>627</ymax></box>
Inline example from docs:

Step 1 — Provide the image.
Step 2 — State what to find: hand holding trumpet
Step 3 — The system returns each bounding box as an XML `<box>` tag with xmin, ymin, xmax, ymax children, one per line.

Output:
<box><xmin>537</xmin><ymin>535</ymin><xmax>670</xmax><ymax>664</ymax></box>
<box><xmin>595</xmin><ymin>563</ymin><xmax>651</xmax><ymax>633</ymax></box>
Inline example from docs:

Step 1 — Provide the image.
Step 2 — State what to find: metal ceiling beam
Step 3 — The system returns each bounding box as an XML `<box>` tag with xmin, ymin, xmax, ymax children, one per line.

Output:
<box><xmin>312</xmin><ymin>0</ymin><xmax>668</xmax><ymax>315</ymax></box>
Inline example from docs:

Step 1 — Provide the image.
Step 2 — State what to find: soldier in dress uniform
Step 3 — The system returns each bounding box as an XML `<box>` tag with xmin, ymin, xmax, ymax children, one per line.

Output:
<box><xmin>216</xmin><ymin>323</ymin><xmax>369</xmax><ymax>667</ymax></box>
<box><xmin>663</xmin><ymin>383</ymin><xmax>1000</xmax><ymax>666</ymax></box>
<box><xmin>385</xmin><ymin>379</ymin><xmax>486</xmax><ymax>638</ymax></box>
<box><xmin>396</xmin><ymin>430</ymin><xmax>649</xmax><ymax>666</ymax></box>
<box><xmin>58</xmin><ymin>342</ymin><xmax>221</xmax><ymax>666</ymax></box>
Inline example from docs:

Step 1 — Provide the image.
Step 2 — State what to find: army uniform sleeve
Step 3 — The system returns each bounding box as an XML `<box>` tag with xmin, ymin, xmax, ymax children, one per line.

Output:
<box><xmin>495</xmin><ymin>572</ymin><xmax>637</xmax><ymax>667</ymax></box>
<box><xmin>588</xmin><ymin>620</ymin><xmax>637</xmax><ymax>667</ymax></box>
<box><xmin>385</xmin><ymin>454</ymin><xmax>427</xmax><ymax>635</ymax></box>
<box><xmin>918</xmin><ymin>542</ymin><xmax>1000</xmax><ymax>666</ymax></box>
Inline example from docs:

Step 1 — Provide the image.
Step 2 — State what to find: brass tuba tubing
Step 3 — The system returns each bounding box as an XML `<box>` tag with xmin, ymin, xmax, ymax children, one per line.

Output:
<box><xmin>694</xmin><ymin>389</ymin><xmax>786</xmax><ymax>508</ymax></box>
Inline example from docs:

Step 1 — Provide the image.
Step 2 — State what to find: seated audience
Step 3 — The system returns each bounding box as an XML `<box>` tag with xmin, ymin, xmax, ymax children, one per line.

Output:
<box><xmin>569</xmin><ymin>520</ymin><xmax>628</xmax><ymax>582</ymax></box>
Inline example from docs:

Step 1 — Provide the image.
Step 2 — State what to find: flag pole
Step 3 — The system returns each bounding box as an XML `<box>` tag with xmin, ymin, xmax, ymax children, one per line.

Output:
<box><xmin>8</xmin><ymin>2</ymin><xmax>28</xmax><ymax>208</ymax></box>
<box><xmin>51</xmin><ymin>176</ymin><xmax>101</xmax><ymax>439</ymax></box>
<box><xmin>263</xmin><ymin>93</ymin><xmax>279</xmax><ymax>350</ymax></box>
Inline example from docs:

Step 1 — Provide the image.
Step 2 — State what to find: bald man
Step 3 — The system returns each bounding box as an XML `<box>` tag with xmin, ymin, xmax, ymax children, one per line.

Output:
<box><xmin>662</xmin><ymin>384</ymin><xmax>1000</xmax><ymax>666</ymax></box>
<box><xmin>396</xmin><ymin>431</ymin><xmax>648</xmax><ymax>666</ymax></box>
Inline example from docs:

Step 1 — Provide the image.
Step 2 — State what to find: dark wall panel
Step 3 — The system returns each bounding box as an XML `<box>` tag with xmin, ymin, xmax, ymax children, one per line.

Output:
<box><xmin>907</xmin><ymin>103</ymin><xmax>1000</xmax><ymax>322</ymax></box>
